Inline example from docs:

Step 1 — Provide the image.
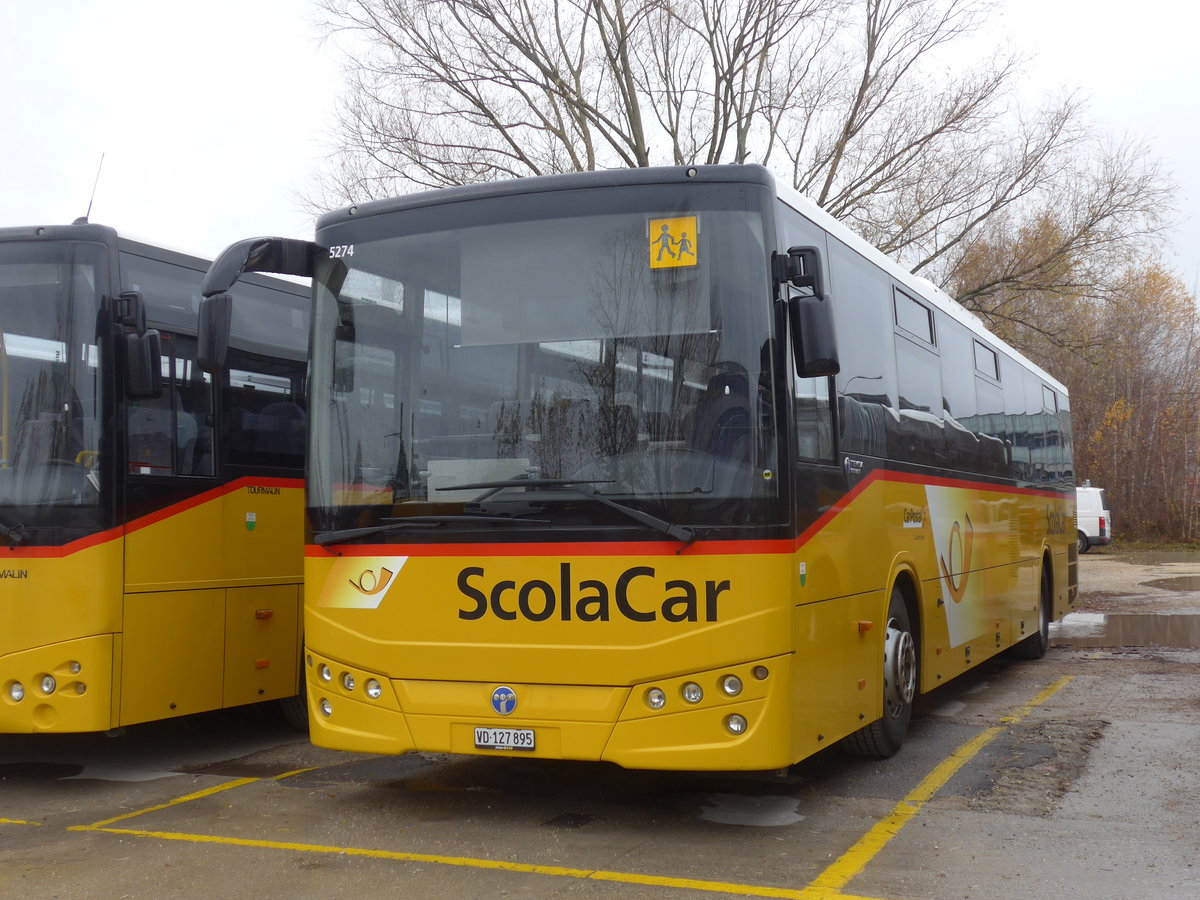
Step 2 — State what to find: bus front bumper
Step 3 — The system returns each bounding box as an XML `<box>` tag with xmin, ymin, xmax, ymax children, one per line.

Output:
<box><xmin>302</xmin><ymin>648</ymin><xmax>797</xmax><ymax>771</ymax></box>
<box><xmin>1</xmin><ymin>635</ymin><xmax>115</xmax><ymax>733</ymax></box>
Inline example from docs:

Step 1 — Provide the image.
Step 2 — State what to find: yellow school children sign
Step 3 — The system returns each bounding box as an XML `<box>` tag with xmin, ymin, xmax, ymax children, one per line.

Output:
<box><xmin>649</xmin><ymin>216</ymin><xmax>698</xmax><ymax>269</ymax></box>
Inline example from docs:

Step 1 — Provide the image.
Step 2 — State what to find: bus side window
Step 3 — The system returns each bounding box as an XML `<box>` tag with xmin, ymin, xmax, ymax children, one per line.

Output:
<box><xmin>127</xmin><ymin>335</ymin><xmax>214</xmax><ymax>477</ymax></box>
<box><xmin>174</xmin><ymin>348</ymin><xmax>214</xmax><ymax>476</ymax></box>
<box><xmin>794</xmin><ymin>373</ymin><xmax>834</xmax><ymax>461</ymax></box>
<box><xmin>226</xmin><ymin>352</ymin><xmax>306</xmax><ymax>471</ymax></box>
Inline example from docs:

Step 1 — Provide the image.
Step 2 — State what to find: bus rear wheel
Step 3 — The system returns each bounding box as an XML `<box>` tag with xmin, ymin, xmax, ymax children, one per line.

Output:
<box><xmin>1010</xmin><ymin>563</ymin><xmax>1052</xmax><ymax>660</ymax></box>
<box><xmin>841</xmin><ymin>587</ymin><xmax>916</xmax><ymax>758</ymax></box>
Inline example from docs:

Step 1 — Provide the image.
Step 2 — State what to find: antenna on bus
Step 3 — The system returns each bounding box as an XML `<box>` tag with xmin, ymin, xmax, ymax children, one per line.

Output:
<box><xmin>76</xmin><ymin>152</ymin><xmax>106</xmax><ymax>225</ymax></box>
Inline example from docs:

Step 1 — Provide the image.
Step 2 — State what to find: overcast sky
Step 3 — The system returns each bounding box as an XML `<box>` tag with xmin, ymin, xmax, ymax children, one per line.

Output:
<box><xmin>2</xmin><ymin>0</ymin><xmax>1196</xmax><ymax>285</ymax></box>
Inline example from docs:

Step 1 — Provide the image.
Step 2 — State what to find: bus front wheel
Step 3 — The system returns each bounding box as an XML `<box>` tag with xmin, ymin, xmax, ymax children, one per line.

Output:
<box><xmin>841</xmin><ymin>587</ymin><xmax>916</xmax><ymax>758</ymax></box>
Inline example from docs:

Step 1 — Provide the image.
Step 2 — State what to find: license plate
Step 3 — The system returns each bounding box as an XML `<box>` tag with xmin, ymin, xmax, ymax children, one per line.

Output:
<box><xmin>474</xmin><ymin>726</ymin><xmax>535</xmax><ymax>751</ymax></box>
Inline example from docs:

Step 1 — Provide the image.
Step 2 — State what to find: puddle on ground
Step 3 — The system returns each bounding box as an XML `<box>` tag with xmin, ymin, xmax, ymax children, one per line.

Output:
<box><xmin>699</xmin><ymin>794</ymin><xmax>804</xmax><ymax>826</ymax></box>
<box><xmin>1142</xmin><ymin>575</ymin><xmax>1200</xmax><ymax>592</ymax></box>
<box><xmin>1051</xmin><ymin>613</ymin><xmax>1200</xmax><ymax>648</ymax></box>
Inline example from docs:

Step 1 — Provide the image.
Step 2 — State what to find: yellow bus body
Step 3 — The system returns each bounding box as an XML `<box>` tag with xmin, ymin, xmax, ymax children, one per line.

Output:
<box><xmin>0</xmin><ymin>478</ymin><xmax>303</xmax><ymax>733</ymax></box>
<box><xmin>303</xmin><ymin>473</ymin><xmax>1075</xmax><ymax>770</ymax></box>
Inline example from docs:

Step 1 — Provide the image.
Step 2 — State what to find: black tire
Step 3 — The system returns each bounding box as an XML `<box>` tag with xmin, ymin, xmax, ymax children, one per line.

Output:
<box><xmin>1011</xmin><ymin>563</ymin><xmax>1052</xmax><ymax>660</ymax></box>
<box><xmin>841</xmin><ymin>586</ymin><xmax>917</xmax><ymax>758</ymax></box>
<box><xmin>277</xmin><ymin>676</ymin><xmax>309</xmax><ymax>731</ymax></box>
<box><xmin>1077</xmin><ymin>531</ymin><xmax>1091</xmax><ymax>554</ymax></box>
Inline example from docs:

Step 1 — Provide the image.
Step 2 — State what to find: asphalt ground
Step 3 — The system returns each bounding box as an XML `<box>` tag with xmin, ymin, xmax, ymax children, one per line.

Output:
<box><xmin>3</xmin><ymin>548</ymin><xmax>1199</xmax><ymax>900</ymax></box>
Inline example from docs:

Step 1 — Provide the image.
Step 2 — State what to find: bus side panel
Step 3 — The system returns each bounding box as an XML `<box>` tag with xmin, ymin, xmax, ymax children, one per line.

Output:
<box><xmin>789</xmin><ymin>590</ymin><xmax>886</xmax><ymax>756</ymax></box>
<box><xmin>125</xmin><ymin>491</ymin><xmax>224</xmax><ymax>590</ymax></box>
<box><xmin>801</xmin><ymin>474</ymin><xmax>1070</xmax><ymax>694</ymax></box>
<box><xmin>222</xmin><ymin>482</ymin><xmax>304</xmax><ymax>584</ymax></box>
<box><xmin>0</xmin><ymin>540</ymin><xmax>122</xmax><ymax>733</ymax></box>
<box><xmin>119</xmin><ymin>589</ymin><xmax>224</xmax><ymax>726</ymax></box>
<box><xmin>222</xmin><ymin>584</ymin><xmax>301</xmax><ymax>708</ymax></box>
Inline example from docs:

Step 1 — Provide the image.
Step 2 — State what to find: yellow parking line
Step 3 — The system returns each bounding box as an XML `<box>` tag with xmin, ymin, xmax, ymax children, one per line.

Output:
<box><xmin>804</xmin><ymin>676</ymin><xmax>1073</xmax><ymax>896</ymax></box>
<box><xmin>78</xmin><ymin>825</ymin><xmax>824</xmax><ymax>898</ymax></box>
<box><xmin>67</xmin><ymin>679</ymin><xmax>1071</xmax><ymax>899</ymax></box>
<box><xmin>71</xmin><ymin>777</ymin><xmax>259</xmax><ymax>830</ymax></box>
<box><xmin>1</xmin><ymin>817</ymin><xmax>43</xmax><ymax>826</ymax></box>
<box><xmin>71</xmin><ymin>767</ymin><xmax>317</xmax><ymax>831</ymax></box>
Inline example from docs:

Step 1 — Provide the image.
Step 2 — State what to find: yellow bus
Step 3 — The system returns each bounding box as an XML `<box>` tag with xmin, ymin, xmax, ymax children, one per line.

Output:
<box><xmin>201</xmin><ymin>165</ymin><xmax>1077</xmax><ymax>770</ymax></box>
<box><xmin>1</xmin><ymin>221</ymin><xmax>309</xmax><ymax>734</ymax></box>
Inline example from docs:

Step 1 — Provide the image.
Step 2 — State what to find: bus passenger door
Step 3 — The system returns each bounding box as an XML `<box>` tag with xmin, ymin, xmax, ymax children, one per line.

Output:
<box><xmin>122</xmin><ymin>333</ymin><xmax>227</xmax><ymax>724</ymax></box>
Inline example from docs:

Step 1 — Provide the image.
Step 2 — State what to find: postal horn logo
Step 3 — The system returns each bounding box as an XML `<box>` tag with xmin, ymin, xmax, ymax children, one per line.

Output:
<box><xmin>317</xmin><ymin>558</ymin><xmax>407</xmax><ymax>609</ymax></box>
<box><xmin>938</xmin><ymin>513</ymin><xmax>975</xmax><ymax>604</ymax></box>
<box><xmin>349</xmin><ymin>567</ymin><xmax>395</xmax><ymax>597</ymax></box>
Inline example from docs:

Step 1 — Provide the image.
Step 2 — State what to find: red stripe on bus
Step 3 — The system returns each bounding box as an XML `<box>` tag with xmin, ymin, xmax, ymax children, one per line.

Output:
<box><xmin>2</xmin><ymin>477</ymin><xmax>302</xmax><ymax>559</ymax></box>
<box><xmin>123</xmin><ymin>476</ymin><xmax>303</xmax><ymax>534</ymax></box>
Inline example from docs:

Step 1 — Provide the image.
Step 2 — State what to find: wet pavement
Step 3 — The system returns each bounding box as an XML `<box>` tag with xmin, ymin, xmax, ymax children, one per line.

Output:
<box><xmin>1053</xmin><ymin>611</ymin><xmax>1200</xmax><ymax>649</ymax></box>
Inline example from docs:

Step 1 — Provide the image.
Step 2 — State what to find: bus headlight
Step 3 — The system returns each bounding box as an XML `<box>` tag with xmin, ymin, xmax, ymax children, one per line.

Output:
<box><xmin>318</xmin><ymin>664</ymin><xmax>332</xmax><ymax>682</ymax></box>
<box><xmin>681</xmin><ymin>682</ymin><xmax>703</xmax><ymax>704</ymax></box>
<box><xmin>40</xmin><ymin>675</ymin><xmax>57</xmax><ymax>695</ymax></box>
<box><xmin>69</xmin><ymin>661</ymin><xmax>82</xmax><ymax>675</ymax></box>
<box><xmin>645</xmin><ymin>687</ymin><xmax>666</xmax><ymax>710</ymax></box>
<box><xmin>319</xmin><ymin>698</ymin><xmax>333</xmax><ymax>717</ymax></box>
<box><xmin>340</xmin><ymin>672</ymin><xmax>356</xmax><ymax>692</ymax></box>
<box><xmin>8</xmin><ymin>682</ymin><xmax>24</xmax><ymax>702</ymax></box>
<box><xmin>720</xmin><ymin>675</ymin><xmax>743</xmax><ymax>697</ymax></box>
<box><xmin>365</xmin><ymin>679</ymin><xmax>383</xmax><ymax>700</ymax></box>
<box><xmin>725</xmin><ymin>714</ymin><xmax>748</xmax><ymax>735</ymax></box>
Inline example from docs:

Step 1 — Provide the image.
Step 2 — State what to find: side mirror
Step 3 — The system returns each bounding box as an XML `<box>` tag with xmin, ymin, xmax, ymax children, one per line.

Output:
<box><xmin>198</xmin><ymin>236</ymin><xmax>315</xmax><ymax>375</ymax></box>
<box><xmin>201</xmin><ymin>237</ymin><xmax>314</xmax><ymax>296</ymax></box>
<box><xmin>788</xmin><ymin>295</ymin><xmax>839</xmax><ymax>377</ymax></box>
<box><xmin>197</xmin><ymin>292</ymin><xmax>233</xmax><ymax>375</ymax></box>
<box><xmin>776</xmin><ymin>246</ymin><xmax>839</xmax><ymax>377</ymax></box>
<box><xmin>774</xmin><ymin>246</ymin><xmax>825</xmax><ymax>300</ymax></box>
<box><xmin>125</xmin><ymin>329</ymin><xmax>162</xmax><ymax>398</ymax></box>
<box><xmin>116</xmin><ymin>290</ymin><xmax>148</xmax><ymax>334</ymax></box>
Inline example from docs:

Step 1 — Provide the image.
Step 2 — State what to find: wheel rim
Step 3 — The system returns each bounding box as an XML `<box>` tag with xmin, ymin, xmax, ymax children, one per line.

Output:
<box><xmin>883</xmin><ymin>616</ymin><xmax>917</xmax><ymax>715</ymax></box>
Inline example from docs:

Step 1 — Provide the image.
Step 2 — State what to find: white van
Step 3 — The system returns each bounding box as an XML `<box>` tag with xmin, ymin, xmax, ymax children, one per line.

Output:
<box><xmin>1075</xmin><ymin>483</ymin><xmax>1112</xmax><ymax>553</ymax></box>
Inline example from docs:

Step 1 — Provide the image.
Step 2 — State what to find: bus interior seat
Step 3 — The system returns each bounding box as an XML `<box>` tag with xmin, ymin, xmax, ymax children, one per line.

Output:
<box><xmin>690</xmin><ymin>369</ymin><xmax>753</xmax><ymax>460</ymax></box>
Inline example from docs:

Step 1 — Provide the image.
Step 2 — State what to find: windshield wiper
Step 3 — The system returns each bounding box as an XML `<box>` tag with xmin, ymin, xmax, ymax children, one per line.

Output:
<box><xmin>313</xmin><ymin>513</ymin><xmax>550</xmax><ymax>548</ymax></box>
<box><xmin>441</xmin><ymin>478</ymin><xmax>697</xmax><ymax>552</ymax></box>
<box><xmin>0</xmin><ymin>517</ymin><xmax>28</xmax><ymax>546</ymax></box>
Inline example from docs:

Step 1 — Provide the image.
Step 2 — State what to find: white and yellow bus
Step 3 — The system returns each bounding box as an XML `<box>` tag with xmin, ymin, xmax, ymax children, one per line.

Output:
<box><xmin>1</xmin><ymin>222</ymin><xmax>308</xmax><ymax>733</ymax></box>
<box><xmin>201</xmin><ymin>165</ymin><xmax>1077</xmax><ymax>770</ymax></box>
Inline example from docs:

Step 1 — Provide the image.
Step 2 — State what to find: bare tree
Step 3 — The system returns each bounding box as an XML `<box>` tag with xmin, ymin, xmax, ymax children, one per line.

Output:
<box><xmin>313</xmin><ymin>0</ymin><xmax>1172</xmax><ymax>308</ymax></box>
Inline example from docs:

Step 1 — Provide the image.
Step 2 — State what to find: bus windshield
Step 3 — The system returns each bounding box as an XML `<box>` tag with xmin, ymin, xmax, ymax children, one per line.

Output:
<box><xmin>309</xmin><ymin>184</ymin><xmax>781</xmax><ymax>534</ymax></box>
<box><xmin>0</xmin><ymin>241</ymin><xmax>104</xmax><ymax>520</ymax></box>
